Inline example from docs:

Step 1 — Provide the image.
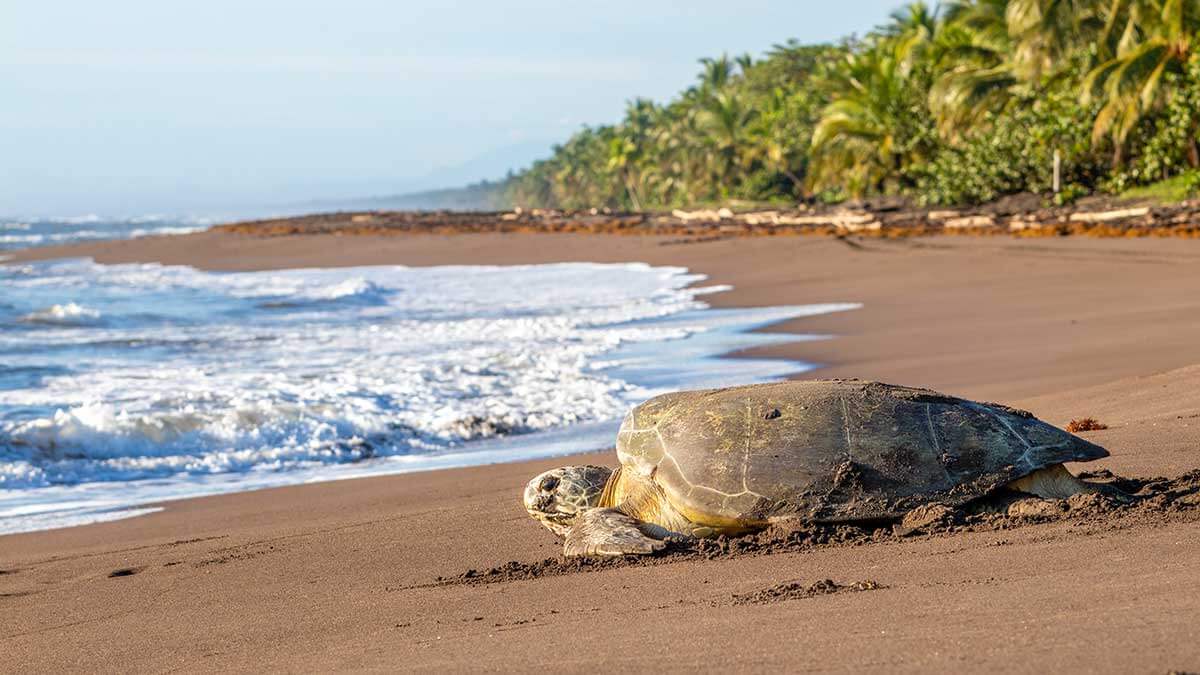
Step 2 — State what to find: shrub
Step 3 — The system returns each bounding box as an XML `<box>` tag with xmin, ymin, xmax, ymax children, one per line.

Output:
<box><xmin>906</xmin><ymin>88</ymin><xmax>1105</xmax><ymax>206</ymax></box>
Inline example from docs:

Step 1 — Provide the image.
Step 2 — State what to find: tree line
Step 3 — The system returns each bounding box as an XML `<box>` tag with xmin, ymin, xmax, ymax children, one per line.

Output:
<box><xmin>505</xmin><ymin>0</ymin><xmax>1200</xmax><ymax>209</ymax></box>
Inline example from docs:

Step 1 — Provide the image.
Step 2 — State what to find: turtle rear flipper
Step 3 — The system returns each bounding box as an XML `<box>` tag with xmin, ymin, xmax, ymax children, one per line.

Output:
<box><xmin>563</xmin><ymin>508</ymin><xmax>666</xmax><ymax>557</ymax></box>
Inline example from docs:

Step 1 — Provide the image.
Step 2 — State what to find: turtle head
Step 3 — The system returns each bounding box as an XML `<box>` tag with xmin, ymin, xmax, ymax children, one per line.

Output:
<box><xmin>523</xmin><ymin>465</ymin><xmax>614</xmax><ymax>536</ymax></box>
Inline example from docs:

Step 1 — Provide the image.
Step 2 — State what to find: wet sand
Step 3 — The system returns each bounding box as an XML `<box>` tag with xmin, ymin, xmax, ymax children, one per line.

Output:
<box><xmin>4</xmin><ymin>232</ymin><xmax>1200</xmax><ymax>672</ymax></box>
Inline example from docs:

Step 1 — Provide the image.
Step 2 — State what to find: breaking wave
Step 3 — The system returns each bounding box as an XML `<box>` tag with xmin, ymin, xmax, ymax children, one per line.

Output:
<box><xmin>0</xmin><ymin>215</ymin><xmax>212</xmax><ymax>250</ymax></box>
<box><xmin>0</xmin><ymin>258</ymin><xmax>859</xmax><ymax>532</ymax></box>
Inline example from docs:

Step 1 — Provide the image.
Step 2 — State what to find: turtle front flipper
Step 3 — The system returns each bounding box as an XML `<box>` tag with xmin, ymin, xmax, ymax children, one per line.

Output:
<box><xmin>563</xmin><ymin>508</ymin><xmax>667</xmax><ymax>557</ymax></box>
<box><xmin>1005</xmin><ymin>463</ymin><xmax>1132</xmax><ymax>502</ymax></box>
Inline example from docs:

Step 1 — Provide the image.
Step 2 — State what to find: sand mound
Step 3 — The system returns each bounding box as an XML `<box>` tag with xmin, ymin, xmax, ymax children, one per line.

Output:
<box><xmin>729</xmin><ymin>579</ymin><xmax>884</xmax><ymax>605</ymax></box>
<box><xmin>435</xmin><ymin>470</ymin><xmax>1200</xmax><ymax>587</ymax></box>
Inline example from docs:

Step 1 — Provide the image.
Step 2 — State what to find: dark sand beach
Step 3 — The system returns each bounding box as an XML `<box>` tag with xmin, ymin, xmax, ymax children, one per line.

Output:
<box><xmin>4</xmin><ymin>231</ymin><xmax>1200</xmax><ymax>672</ymax></box>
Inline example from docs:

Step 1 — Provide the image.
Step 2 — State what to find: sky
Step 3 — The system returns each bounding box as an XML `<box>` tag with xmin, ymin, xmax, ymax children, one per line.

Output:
<box><xmin>1</xmin><ymin>1</ymin><xmax>904</xmax><ymax>216</ymax></box>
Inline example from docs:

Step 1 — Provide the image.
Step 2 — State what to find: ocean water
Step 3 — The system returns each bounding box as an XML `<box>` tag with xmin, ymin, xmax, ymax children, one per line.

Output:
<box><xmin>0</xmin><ymin>259</ymin><xmax>859</xmax><ymax>534</ymax></box>
<box><xmin>0</xmin><ymin>215</ymin><xmax>212</xmax><ymax>250</ymax></box>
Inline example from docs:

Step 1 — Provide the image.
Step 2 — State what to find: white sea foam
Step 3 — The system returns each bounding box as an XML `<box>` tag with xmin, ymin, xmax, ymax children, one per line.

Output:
<box><xmin>0</xmin><ymin>258</ymin><xmax>860</xmax><ymax>533</ymax></box>
<box><xmin>19</xmin><ymin>302</ymin><xmax>103</xmax><ymax>326</ymax></box>
<box><xmin>0</xmin><ymin>506</ymin><xmax>164</xmax><ymax>536</ymax></box>
<box><xmin>0</xmin><ymin>215</ymin><xmax>213</xmax><ymax>251</ymax></box>
<box><xmin>49</xmin><ymin>214</ymin><xmax>102</xmax><ymax>225</ymax></box>
<box><xmin>128</xmin><ymin>225</ymin><xmax>209</xmax><ymax>238</ymax></box>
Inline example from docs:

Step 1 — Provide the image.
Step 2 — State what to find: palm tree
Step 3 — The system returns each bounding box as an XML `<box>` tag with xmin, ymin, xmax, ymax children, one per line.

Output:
<box><xmin>877</xmin><ymin>1</ymin><xmax>939</xmax><ymax>71</ymax></box>
<box><xmin>1082</xmin><ymin>0</ymin><xmax>1200</xmax><ymax>164</ymax></box>
<box><xmin>605</xmin><ymin>99</ymin><xmax>661</xmax><ymax>210</ymax></box>
<box><xmin>810</xmin><ymin>43</ymin><xmax>927</xmax><ymax>196</ymax></box>
<box><xmin>697</xmin><ymin>55</ymin><xmax>735</xmax><ymax>94</ymax></box>
<box><xmin>927</xmin><ymin>0</ymin><xmax>1020</xmax><ymax>137</ymax></box>
<box><xmin>668</xmin><ymin>105</ymin><xmax>711</xmax><ymax>203</ymax></box>
<box><xmin>1004</xmin><ymin>0</ymin><xmax>1104</xmax><ymax>80</ymax></box>
<box><xmin>699</xmin><ymin>91</ymin><xmax>758</xmax><ymax>195</ymax></box>
<box><xmin>750</xmin><ymin>88</ymin><xmax>811</xmax><ymax>196</ymax></box>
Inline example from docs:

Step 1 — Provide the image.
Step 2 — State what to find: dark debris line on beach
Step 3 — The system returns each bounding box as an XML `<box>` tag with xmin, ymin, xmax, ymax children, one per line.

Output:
<box><xmin>215</xmin><ymin>200</ymin><xmax>1200</xmax><ymax>240</ymax></box>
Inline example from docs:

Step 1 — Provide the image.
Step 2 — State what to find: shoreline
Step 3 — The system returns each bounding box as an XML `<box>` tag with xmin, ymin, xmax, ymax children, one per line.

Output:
<box><xmin>13</xmin><ymin>229</ymin><xmax>1200</xmax><ymax>399</ymax></box>
<box><xmin>4</xmin><ymin>231</ymin><xmax>1200</xmax><ymax>671</ymax></box>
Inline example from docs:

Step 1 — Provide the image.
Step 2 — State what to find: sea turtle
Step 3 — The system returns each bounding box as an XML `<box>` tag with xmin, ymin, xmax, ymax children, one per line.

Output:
<box><xmin>523</xmin><ymin>380</ymin><xmax>1111</xmax><ymax>557</ymax></box>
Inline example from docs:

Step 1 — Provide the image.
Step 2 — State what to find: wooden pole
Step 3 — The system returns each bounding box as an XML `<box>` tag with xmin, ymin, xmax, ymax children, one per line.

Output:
<box><xmin>1053</xmin><ymin>149</ymin><xmax>1061</xmax><ymax>194</ymax></box>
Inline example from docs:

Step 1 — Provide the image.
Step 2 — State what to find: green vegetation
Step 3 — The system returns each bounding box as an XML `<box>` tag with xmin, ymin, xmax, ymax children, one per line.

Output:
<box><xmin>1120</xmin><ymin>171</ymin><xmax>1200</xmax><ymax>201</ymax></box>
<box><xmin>506</xmin><ymin>1</ymin><xmax>1200</xmax><ymax>209</ymax></box>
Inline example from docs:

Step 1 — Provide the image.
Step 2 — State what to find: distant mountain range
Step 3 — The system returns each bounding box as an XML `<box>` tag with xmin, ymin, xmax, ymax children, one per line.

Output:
<box><xmin>397</xmin><ymin>139</ymin><xmax>552</xmax><ymax>194</ymax></box>
<box><xmin>296</xmin><ymin>139</ymin><xmax>552</xmax><ymax>212</ymax></box>
<box><xmin>350</xmin><ymin>180</ymin><xmax>508</xmax><ymax>211</ymax></box>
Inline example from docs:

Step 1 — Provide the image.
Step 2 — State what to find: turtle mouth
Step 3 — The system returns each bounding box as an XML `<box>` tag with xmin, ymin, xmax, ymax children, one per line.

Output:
<box><xmin>532</xmin><ymin>492</ymin><xmax>557</xmax><ymax>513</ymax></box>
<box><xmin>537</xmin><ymin>515</ymin><xmax>575</xmax><ymax>537</ymax></box>
<box><xmin>528</xmin><ymin>497</ymin><xmax>575</xmax><ymax>536</ymax></box>
<box><xmin>534</xmin><ymin>497</ymin><xmax>578</xmax><ymax>528</ymax></box>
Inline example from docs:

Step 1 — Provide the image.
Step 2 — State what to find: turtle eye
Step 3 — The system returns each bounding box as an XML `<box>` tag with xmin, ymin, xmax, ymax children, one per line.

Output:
<box><xmin>539</xmin><ymin>475</ymin><xmax>560</xmax><ymax>492</ymax></box>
